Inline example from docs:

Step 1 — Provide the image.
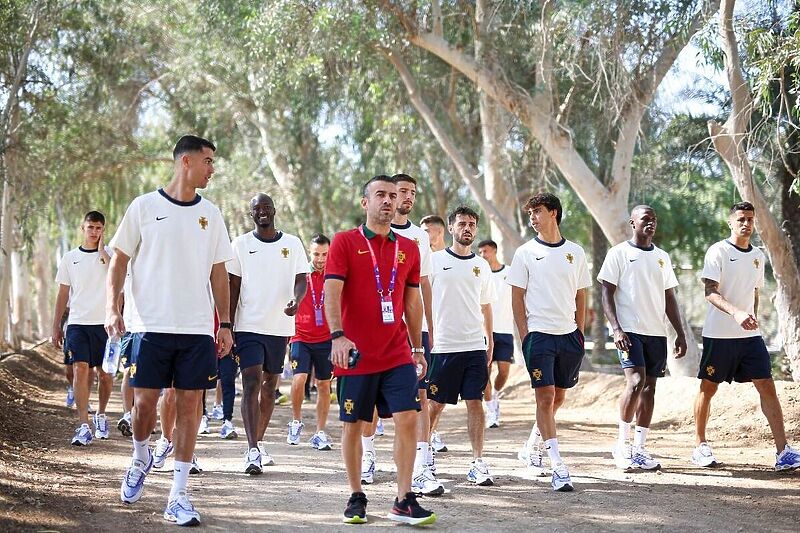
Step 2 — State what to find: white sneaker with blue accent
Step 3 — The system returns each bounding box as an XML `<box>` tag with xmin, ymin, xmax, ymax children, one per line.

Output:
<box><xmin>244</xmin><ymin>447</ymin><xmax>262</xmax><ymax>475</ymax></box>
<box><xmin>197</xmin><ymin>415</ymin><xmax>210</xmax><ymax>435</ymax></box>
<box><xmin>153</xmin><ymin>437</ymin><xmax>173</xmax><ymax>469</ymax></box>
<box><xmin>211</xmin><ymin>404</ymin><xmax>224</xmax><ymax>420</ymax></box>
<box><xmin>691</xmin><ymin>442</ymin><xmax>719</xmax><ymax>468</ymax></box>
<box><xmin>375</xmin><ymin>418</ymin><xmax>385</xmax><ymax>436</ymax></box>
<box><xmin>361</xmin><ymin>450</ymin><xmax>376</xmax><ymax>484</ymax></box>
<box><xmin>466</xmin><ymin>457</ymin><xmax>494</xmax><ymax>486</ymax></box>
<box><xmin>94</xmin><ymin>413</ymin><xmax>110</xmax><ymax>440</ymax></box>
<box><xmin>631</xmin><ymin>446</ymin><xmax>661</xmax><ymax>470</ymax></box>
<box><xmin>612</xmin><ymin>443</ymin><xmax>635</xmax><ymax>471</ymax></box>
<box><xmin>65</xmin><ymin>387</ymin><xmax>75</xmax><ymax>408</ymax></box>
<box><xmin>287</xmin><ymin>420</ymin><xmax>304</xmax><ymax>445</ymax></box>
<box><xmin>164</xmin><ymin>491</ymin><xmax>201</xmax><ymax>526</ymax></box>
<box><xmin>257</xmin><ymin>441</ymin><xmax>275</xmax><ymax>466</ymax></box>
<box><xmin>309</xmin><ymin>430</ymin><xmax>333</xmax><ymax>450</ymax></box>
<box><xmin>775</xmin><ymin>444</ymin><xmax>800</xmax><ymax>471</ymax></box>
<box><xmin>189</xmin><ymin>455</ymin><xmax>202</xmax><ymax>475</ymax></box>
<box><xmin>120</xmin><ymin>450</ymin><xmax>153</xmax><ymax>504</ymax></box>
<box><xmin>71</xmin><ymin>423</ymin><xmax>93</xmax><ymax>446</ymax></box>
<box><xmin>412</xmin><ymin>465</ymin><xmax>444</xmax><ymax>496</ymax></box>
<box><xmin>219</xmin><ymin>420</ymin><xmax>238</xmax><ymax>440</ymax></box>
<box><xmin>551</xmin><ymin>462</ymin><xmax>574</xmax><ymax>492</ymax></box>
<box><xmin>430</xmin><ymin>431</ymin><xmax>447</xmax><ymax>452</ymax></box>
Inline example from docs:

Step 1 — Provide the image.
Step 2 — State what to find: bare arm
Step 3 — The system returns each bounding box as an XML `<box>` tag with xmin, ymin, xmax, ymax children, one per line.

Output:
<box><xmin>210</xmin><ymin>262</ymin><xmax>232</xmax><ymax>356</ymax></box>
<box><xmin>105</xmin><ymin>250</ymin><xmax>130</xmax><ymax>337</ymax></box>
<box><xmin>703</xmin><ymin>278</ymin><xmax>758</xmax><ymax>330</ymax></box>
<box><xmin>575</xmin><ymin>288</ymin><xmax>587</xmax><ymax>333</ymax></box>
<box><xmin>51</xmin><ymin>284</ymin><xmax>71</xmax><ymax>348</ymax></box>
<box><xmin>324</xmin><ymin>278</ymin><xmax>355</xmax><ymax>369</ymax></box>
<box><xmin>481</xmin><ymin>303</ymin><xmax>494</xmax><ymax>365</ymax></box>
<box><xmin>754</xmin><ymin>288</ymin><xmax>759</xmax><ymax>319</ymax></box>
<box><xmin>511</xmin><ymin>286</ymin><xmax>528</xmax><ymax>341</ymax></box>
<box><xmin>228</xmin><ymin>274</ymin><xmax>241</xmax><ymax>327</ymax></box>
<box><xmin>405</xmin><ymin>285</ymin><xmax>426</xmax><ymax>377</ymax></box>
<box><xmin>284</xmin><ymin>273</ymin><xmax>308</xmax><ymax>316</ymax></box>
<box><xmin>664</xmin><ymin>288</ymin><xmax>687</xmax><ymax>358</ymax></box>
<box><xmin>601</xmin><ymin>281</ymin><xmax>631</xmax><ymax>352</ymax></box>
<box><xmin>98</xmin><ymin>231</ymin><xmax>111</xmax><ymax>265</ymax></box>
<box><xmin>420</xmin><ymin>275</ymin><xmax>433</xmax><ymax>344</ymax></box>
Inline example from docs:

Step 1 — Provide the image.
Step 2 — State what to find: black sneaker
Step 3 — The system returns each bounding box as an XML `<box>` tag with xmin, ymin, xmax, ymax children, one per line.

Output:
<box><xmin>387</xmin><ymin>492</ymin><xmax>436</xmax><ymax>526</ymax></box>
<box><xmin>342</xmin><ymin>491</ymin><xmax>368</xmax><ymax>524</ymax></box>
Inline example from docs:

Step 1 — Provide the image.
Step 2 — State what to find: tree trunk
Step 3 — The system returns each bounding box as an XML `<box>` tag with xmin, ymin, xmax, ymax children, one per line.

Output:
<box><xmin>11</xmin><ymin>245</ymin><xmax>32</xmax><ymax>344</ymax></box>
<box><xmin>34</xmin><ymin>231</ymin><xmax>53</xmax><ymax>339</ymax></box>
<box><xmin>0</xmin><ymin>179</ymin><xmax>14</xmax><ymax>349</ymax></box>
<box><xmin>590</xmin><ymin>220</ymin><xmax>608</xmax><ymax>365</ymax></box>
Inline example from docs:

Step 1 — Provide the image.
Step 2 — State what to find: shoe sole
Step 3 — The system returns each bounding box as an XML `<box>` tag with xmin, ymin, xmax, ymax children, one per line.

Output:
<box><xmin>387</xmin><ymin>512</ymin><xmax>437</xmax><ymax>526</ymax></box>
<box><xmin>222</xmin><ymin>432</ymin><xmax>238</xmax><ymax>440</ymax></box>
<box><xmin>164</xmin><ymin>513</ymin><xmax>200</xmax><ymax>526</ymax></box>
<box><xmin>419</xmin><ymin>486</ymin><xmax>445</xmax><ymax>496</ymax></box>
<box><xmin>488</xmin><ymin>423</ymin><xmax>499</xmax><ymax>429</ymax></box>
<box><xmin>121</xmin><ymin>492</ymin><xmax>143</xmax><ymax>504</ymax></box>
<box><xmin>189</xmin><ymin>469</ymin><xmax>201</xmax><ymax>475</ymax></box>
<box><xmin>361</xmin><ymin>478</ymin><xmax>373</xmax><ymax>485</ymax></box>
<box><xmin>245</xmin><ymin>465</ymin><xmax>262</xmax><ymax>475</ymax></box>
<box><xmin>71</xmin><ymin>440</ymin><xmax>91</xmax><ymax>446</ymax></box>
<box><xmin>775</xmin><ymin>464</ymin><xmax>800</xmax><ymax>472</ymax></box>
<box><xmin>555</xmin><ymin>484</ymin><xmax>574</xmax><ymax>492</ymax></box>
<box><xmin>342</xmin><ymin>515</ymin><xmax>368</xmax><ymax>524</ymax></box>
<box><xmin>117</xmin><ymin>420</ymin><xmax>133</xmax><ymax>437</ymax></box>
<box><xmin>692</xmin><ymin>459</ymin><xmax>721</xmax><ymax>468</ymax></box>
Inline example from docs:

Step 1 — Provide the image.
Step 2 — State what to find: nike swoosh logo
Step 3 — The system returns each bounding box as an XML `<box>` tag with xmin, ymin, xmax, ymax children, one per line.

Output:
<box><xmin>208</xmin><ymin>375</ymin><xmax>218</xmax><ymax>381</ymax></box>
<box><xmin>73</xmin><ymin>261</ymin><xmax>80</xmax><ymax>264</ymax></box>
<box><xmin>249</xmin><ymin>251</ymin><xmax>258</xmax><ymax>254</ymax></box>
<box><xmin>443</xmin><ymin>267</ymin><xmax>453</xmax><ymax>270</ymax></box>
<box><xmin>535</xmin><ymin>257</ymin><xmax>545</xmax><ymax>261</ymax></box>
<box><xmin>730</xmin><ymin>258</ymin><xmax>738</xmax><ymax>262</ymax></box>
<box><xmin>357</xmin><ymin>250</ymin><xmax>369</xmax><ymax>255</ymax></box>
<box><xmin>156</xmin><ymin>216</ymin><xmax>168</xmax><ymax>221</ymax></box>
<box><xmin>629</xmin><ymin>259</ymin><xmax>638</xmax><ymax>262</ymax></box>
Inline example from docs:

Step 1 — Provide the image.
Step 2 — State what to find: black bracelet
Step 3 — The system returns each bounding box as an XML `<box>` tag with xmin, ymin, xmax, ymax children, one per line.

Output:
<box><xmin>219</xmin><ymin>322</ymin><xmax>232</xmax><ymax>329</ymax></box>
<box><xmin>330</xmin><ymin>330</ymin><xmax>345</xmax><ymax>340</ymax></box>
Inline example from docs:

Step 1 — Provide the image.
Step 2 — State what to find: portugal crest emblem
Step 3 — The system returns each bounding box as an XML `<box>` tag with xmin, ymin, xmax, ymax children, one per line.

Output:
<box><xmin>198</xmin><ymin>216</ymin><xmax>208</xmax><ymax>230</ymax></box>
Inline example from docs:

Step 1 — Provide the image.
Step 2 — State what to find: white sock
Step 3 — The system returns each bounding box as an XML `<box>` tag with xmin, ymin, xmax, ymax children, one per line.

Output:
<box><xmin>491</xmin><ymin>389</ymin><xmax>499</xmax><ymax>401</ymax></box>
<box><xmin>169</xmin><ymin>461</ymin><xmax>191</xmax><ymax>501</ymax></box>
<box><xmin>527</xmin><ymin>425</ymin><xmax>541</xmax><ymax>447</ymax></box>
<box><xmin>544</xmin><ymin>438</ymin><xmax>562</xmax><ymax>466</ymax></box>
<box><xmin>634</xmin><ymin>426</ymin><xmax>649</xmax><ymax>449</ymax></box>
<box><xmin>132</xmin><ymin>438</ymin><xmax>149</xmax><ymax>465</ymax></box>
<box><xmin>361</xmin><ymin>435</ymin><xmax>375</xmax><ymax>455</ymax></box>
<box><xmin>618</xmin><ymin>420</ymin><xmax>630</xmax><ymax>447</ymax></box>
<box><xmin>426</xmin><ymin>444</ymin><xmax>434</xmax><ymax>466</ymax></box>
<box><xmin>414</xmin><ymin>442</ymin><xmax>427</xmax><ymax>469</ymax></box>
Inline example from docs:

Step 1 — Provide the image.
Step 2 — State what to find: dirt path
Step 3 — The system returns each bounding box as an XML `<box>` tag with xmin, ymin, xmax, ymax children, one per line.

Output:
<box><xmin>1</xmin><ymin>348</ymin><xmax>798</xmax><ymax>532</ymax></box>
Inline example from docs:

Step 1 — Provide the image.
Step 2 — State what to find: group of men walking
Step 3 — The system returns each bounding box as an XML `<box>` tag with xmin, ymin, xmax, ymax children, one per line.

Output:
<box><xmin>51</xmin><ymin>135</ymin><xmax>799</xmax><ymax>527</ymax></box>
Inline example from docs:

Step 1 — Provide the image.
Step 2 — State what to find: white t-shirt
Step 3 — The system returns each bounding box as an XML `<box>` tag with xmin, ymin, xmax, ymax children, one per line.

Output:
<box><xmin>391</xmin><ymin>221</ymin><xmax>432</xmax><ymax>332</ymax></box>
<box><xmin>110</xmin><ymin>189</ymin><xmax>233</xmax><ymax>336</ymax></box>
<box><xmin>701</xmin><ymin>239</ymin><xmax>766</xmax><ymax>339</ymax></box>
<box><xmin>489</xmin><ymin>265</ymin><xmax>515</xmax><ymax>335</ymax></box>
<box><xmin>430</xmin><ymin>248</ymin><xmax>495</xmax><ymax>353</ymax></box>
<box><xmin>506</xmin><ymin>237</ymin><xmax>591</xmax><ymax>335</ymax></box>
<box><xmin>55</xmin><ymin>246</ymin><xmax>112</xmax><ymax>325</ymax></box>
<box><xmin>227</xmin><ymin>231</ymin><xmax>309</xmax><ymax>336</ymax></box>
<box><xmin>597</xmin><ymin>242</ymin><xmax>679</xmax><ymax>337</ymax></box>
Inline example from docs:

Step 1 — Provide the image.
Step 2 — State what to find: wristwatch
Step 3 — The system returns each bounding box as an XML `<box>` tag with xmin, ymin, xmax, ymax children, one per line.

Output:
<box><xmin>330</xmin><ymin>330</ymin><xmax>345</xmax><ymax>340</ymax></box>
<box><xmin>219</xmin><ymin>322</ymin><xmax>232</xmax><ymax>330</ymax></box>
<box><xmin>411</xmin><ymin>347</ymin><xmax>425</xmax><ymax>354</ymax></box>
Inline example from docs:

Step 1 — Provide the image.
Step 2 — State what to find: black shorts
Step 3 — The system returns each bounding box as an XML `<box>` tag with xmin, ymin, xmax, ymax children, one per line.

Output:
<box><xmin>492</xmin><ymin>333</ymin><xmax>514</xmax><ymax>363</ymax></box>
<box><xmin>699</xmin><ymin>336</ymin><xmax>771</xmax><ymax>383</ymax></box>
<box><xmin>336</xmin><ymin>364</ymin><xmax>420</xmax><ymax>423</ymax></box>
<box><xmin>234</xmin><ymin>332</ymin><xmax>288</xmax><ymax>374</ymax></box>
<box><xmin>418</xmin><ymin>331</ymin><xmax>432</xmax><ymax>391</ymax></box>
<box><xmin>523</xmin><ymin>330</ymin><xmax>585</xmax><ymax>389</ymax></box>
<box><xmin>618</xmin><ymin>332</ymin><xmax>667</xmax><ymax>378</ymax></box>
<box><xmin>64</xmin><ymin>324</ymin><xmax>107</xmax><ymax>368</ymax></box>
<box><xmin>119</xmin><ymin>332</ymin><xmax>134</xmax><ymax>370</ymax></box>
<box><xmin>290</xmin><ymin>341</ymin><xmax>333</xmax><ymax>380</ymax></box>
<box><xmin>427</xmin><ymin>350</ymin><xmax>489</xmax><ymax>405</ymax></box>
<box><xmin>129</xmin><ymin>332</ymin><xmax>217</xmax><ymax>390</ymax></box>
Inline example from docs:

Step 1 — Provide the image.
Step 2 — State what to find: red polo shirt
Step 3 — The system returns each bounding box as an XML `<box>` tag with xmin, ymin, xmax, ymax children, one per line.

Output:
<box><xmin>291</xmin><ymin>267</ymin><xmax>330</xmax><ymax>344</ymax></box>
<box><xmin>325</xmin><ymin>225</ymin><xmax>420</xmax><ymax>376</ymax></box>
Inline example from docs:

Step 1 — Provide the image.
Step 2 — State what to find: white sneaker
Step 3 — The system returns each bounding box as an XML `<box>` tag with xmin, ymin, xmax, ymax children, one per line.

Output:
<box><xmin>120</xmin><ymin>451</ymin><xmax>153</xmax><ymax>504</ymax></box>
<box><xmin>287</xmin><ymin>419</ymin><xmax>303</xmax><ymax>445</ymax></box>
<box><xmin>219</xmin><ymin>420</ymin><xmax>238</xmax><ymax>439</ymax></box>
<box><xmin>197</xmin><ymin>415</ymin><xmax>210</xmax><ymax>435</ymax></box>
<box><xmin>631</xmin><ymin>446</ymin><xmax>661</xmax><ymax>470</ymax></box>
<box><xmin>309</xmin><ymin>430</ymin><xmax>333</xmax><ymax>450</ymax></box>
<box><xmin>164</xmin><ymin>491</ymin><xmax>201</xmax><ymax>526</ymax></box>
<box><xmin>361</xmin><ymin>450</ymin><xmax>376</xmax><ymax>484</ymax></box>
<box><xmin>427</xmin><ymin>445</ymin><xmax>437</xmax><ymax>474</ymax></box>
<box><xmin>257</xmin><ymin>441</ymin><xmax>275</xmax><ymax>466</ymax></box>
<box><xmin>551</xmin><ymin>462</ymin><xmax>574</xmax><ymax>492</ymax></box>
<box><xmin>612</xmin><ymin>443</ymin><xmax>635</xmax><ymax>471</ymax></box>
<box><xmin>244</xmin><ymin>447</ymin><xmax>262</xmax><ymax>475</ymax></box>
<box><xmin>430</xmin><ymin>431</ymin><xmax>447</xmax><ymax>452</ymax></box>
<box><xmin>153</xmin><ymin>437</ymin><xmax>173</xmax><ymax>469</ymax></box>
<box><xmin>375</xmin><ymin>418</ymin><xmax>385</xmax><ymax>436</ymax></box>
<box><xmin>94</xmin><ymin>413</ymin><xmax>109</xmax><ymax>439</ymax></box>
<box><xmin>485</xmin><ymin>405</ymin><xmax>499</xmax><ymax>429</ymax></box>
<box><xmin>523</xmin><ymin>441</ymin><xmax>547</xmax><ymax>477</ymax></box>
<box><xmin>211</xmin><ymin>404</ymin><xmax>224</xmax><ymax>420</ymax></box>
<box><xmin>412</xmin><ymin>464</ymin><xmax>444</xmax><ymax>496</ymax></box>
<box><xmin>189</xmin><ymin>455</ymin><xmax>202</xmax><ymax>475</ymax></box>
<box><xmin>467</xmin><ymin>457</ymin><xmax>494</xmax><ymax>486</ymax></box>
<box><xmin>71</xmin><ymin>423</ymin><xmax>93</xmax><ymax>446</ymax></box>
<box><xmin>691</xmin><ymin>442</ymin><xmax>719</xmax><ymax>468</ymax></box>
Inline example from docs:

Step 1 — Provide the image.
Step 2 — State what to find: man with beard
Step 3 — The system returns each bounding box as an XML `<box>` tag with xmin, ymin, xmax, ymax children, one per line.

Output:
<box><xmin>597</xmin><ymin>205</ymin><xmax>687</xmax><ymax>471</ymax></box>
<box><xmin>227</xmin><ymin>193</ymin><xmax>308</xmax><ymax>475</ymax></box>
<box><xmin>427</xmin><ymin>206</ymin><xmax>496</xmax><ymax>487</ymax></box>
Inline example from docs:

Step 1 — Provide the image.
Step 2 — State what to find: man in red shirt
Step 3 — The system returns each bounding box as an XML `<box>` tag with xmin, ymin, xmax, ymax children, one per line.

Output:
<box><xmin>324</xmin><ymin>175</ymin><xmax>435</xmax><ymax>526</ymax></box>
<box><xmin>288</xmin><ymin>233</ymin><xmax>334</xmax><ymax>450</ymax></box>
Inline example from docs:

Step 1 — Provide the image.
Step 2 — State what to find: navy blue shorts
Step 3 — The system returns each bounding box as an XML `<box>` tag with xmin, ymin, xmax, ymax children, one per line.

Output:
<box><xmin>699</xmin><ymin>336</ymin><xmax>772</xmax><ymax>383</ymax></box>
<box><xmin>62</xmin><ymin>336</ymin><xmax>71</xmax><ymax>365</ymax></box>
<box><xmin>129</xmin><ymin>332</ymin><xmax>217</xmax><ymax>390</ymax></box>
<box><xmin>336</xmin><ymin>364</ymin><xmax>420</xmax><ymax>423</ymax></box>
<box><xmin>418</xmin><ymin>331</ymin><xmax>432</xmax><ymax>390</ymax></box>
<box><xmin>234</xmin><ymin>332</ymin><xmax>288</xmax><ymax>374</ymax></box>
<box><xmin>523</xmin><ymin>330</ymin><xmax>584</xmax><ymax>389</ymax></box>
<box><xmin>492</xmin><ymin>333</ymin><xmax>515</xmax><ymax>363</ymax></box>
<box><xmin>120</xmin><ymin>332</ymin><xmax>134</xmax><ymax>370</ymax></box>
<box><xmin>290</xmin><ymin>341</ymin><xmax>333</xmax><ymax>380</ymax></box>
<box><xmin>427</xmin><ymin>350</ymin><xmax>489</xmax><ymax>405</ymax></box>
<box><xmin>618</xmin><ymin>332</ymin><xmax>667</xmax><ymax>378</ymax></box>
<box><xmin>65</xmin><ymin>324</ymin><xmax>107</xmax><ymax>368</ymax></box>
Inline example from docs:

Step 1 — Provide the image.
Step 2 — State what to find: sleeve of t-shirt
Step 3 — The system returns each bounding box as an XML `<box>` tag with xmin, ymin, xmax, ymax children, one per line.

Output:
<box><xmin>212</xmin><ymin>209</ymin><xmax>234</xmax><ymax>264</ymax></box>
<box><xmin>756</xmin><ymin>251</ymin><xmax>766</xmax><ymax>289</ymax></box>
<box><xmin>700</xmin><ymin>245</ymin><xmax>722</xmax><ymax>282</ymax></box>
<box><xmin>662</xmin><ymin>253</ymin><xmax>679</xmax><ymax>290</ymax></box>
<box><xmin>506</xmin><ymin>249</ymin><xmax>528</xmax><ymax>289</ymax></box>
<box><xmin>577</xmin><ymin>249</ymin><xmax>592</xmax><ymax>289</ymax></box>
<box><xmin>480</xmin><ymin>262</ymin><xmax>496</xmax><ymax>305</ymax></box>
<box><xmin>293</xmin><ymin>238</ymin><xmax>310</xmax><ymax>275</ymax></box>
<box><xmin>109</xmin><ymin>197</ymin><xmax>142</xmax><ymax>257</ymax></box>
<box><xmin>596</xmin><ymin>247</ymin><xmax>620</xmax><ymax>285</ymax></box>
<box><xmin>55</xmin><ymin>254</ymin><xmax>71</xmax><ymax>285</ymax></box>
<box><xmin>226</xmin><ymin>239</ymin><xmax>242</xmax><ymax>277</ymax></box>
<box><xmin>325</xmin><ymin>232</ymin><xmax>349</xmax><ymax>281</ymax></box>
<box><xmin>405</xmin><ymin>243</ymin><xmax>421</xmax><ymax>288</ymax></box>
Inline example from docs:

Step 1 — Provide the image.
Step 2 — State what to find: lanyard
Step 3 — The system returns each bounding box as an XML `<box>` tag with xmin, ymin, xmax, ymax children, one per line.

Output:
<box><xmin>359</xmin><ymin>225</ymin><xmax>399</xmax><ymax>302</ymax></box>
<box><xmin>307</xmin><ymin>270</ymin><xmax>324</xmax><ymax>309</ymax></box>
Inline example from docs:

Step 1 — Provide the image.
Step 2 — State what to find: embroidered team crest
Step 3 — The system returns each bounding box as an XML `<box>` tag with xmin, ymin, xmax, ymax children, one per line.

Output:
<box><xmin>344</xmin><ymin>399</ymin><xmax>355</xmax><ymax>415</ymax></box>
<box><xmin>100</xmin><ymin>257</ymin><xmax>106</xmax><ymax>265</ymax></box>
<box><xmin>754</xmin><ymin>258</ymin><xmax>760</xmax><ymax>269</ymax></box>
<box><xmin>429</xmin><ymin>384</ymin><xmax>439</xmax><ymax>395</ymax></box>
<box><xmin>706</xmin><ymin>365</ymin><xmax>715</xmax><ymax>376</ymax></box>
<box><xmin>532</xmin><ymin>368</ymin><xmax>543</xmax><ymax>381</ymax></box>
<box><xmin>658</xmin><ymin>259</ymin><xmax>665</xmax><ymax>269</ymax></box>
<box><xmin>621</xmin><ymin>351</ymin><xmax>630</xmax><ymax>360</ymax></box>
<box><xmin>291</xmin><ymin>360</ymin><xmax>298</xmax><ymax>370</ymax></box>
<box><xmin>198</xmin><ymin>216</ymin><xmax>208</xmax><ymax>230</ymax></box>
<box><xmin>397</xmin><ymin>250</ymin><xmax>406</xmax><ymax>264</ymax></box>
<box><xmin>129</xmin><ymin>363</ymin><xmax>137</xmax><ymax>377</ymax></box>
<box><xmin>566</xmin><ymin>253</ymin><xmax>574</xmax><ymax>264</ymax></box>
<box><xmin>472</xmin><ymin>266</ymin><xmax>481</xmax><ymax>277</ymax></box>
<box><xmin>281</xmin><ymin>248</ymin><xmax>290</xmax><ymax>258</ymax></box>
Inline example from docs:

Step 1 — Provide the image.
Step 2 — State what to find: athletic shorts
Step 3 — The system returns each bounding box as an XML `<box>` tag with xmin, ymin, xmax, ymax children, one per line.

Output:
<box><xmin>64</xmin><ymin>324</ymin><xmax>107</xmax><ymax>368</ymax></box>
<box><xmin>618</xmin><ymin>332</ymin><xmax>667</xmax><ymax>377</ymax></box>
<box><xmin>523</xmin><ymin>330</ymin><xmax>585</xmax><ymax>389</ymax></box>
<box><xmin>129</xmin><ymin>332</ymin><xmax>217</xmax><ymax>390</ymax></box>
<box><xmin>427</xmin><ymin>350</ymin><xmax>489</xmax><ymax>405</ymax></box>
<box><xmin>492</xmin><ymin>333</ymin><xmax>515</xmax><ymax>363</ymax></box>
<box><xmin>290</xmin><ymin>340</ymin><xmax>333</xmax><ymax>380</ymax></box>
<box><xmin>698</xmin><ymin>336</ymin><xmax>771</xmax><ymax>383</ymax></box>
<box><xmin>234</xmin><ymin>332</ymin><xmax>288</xmax><ymax>374</ymax></box>
<box><xmin>62</xmin><ymin>339</ymin><xmax>71</xmax><ymax>365</ymax></box>
<box><xmin>418</xmin><ymin>331</ymin><xmax>432</xmax><ymax>390</ymax></box>
<box><xmin>336</xmin><ymin>363</ymin><xmax>420</xmax><ymax>423</ymax></box>
<box><xmin>119</xmin><ymin>332</ymin><xmax>134</xmax><ymax>370</ymax></box>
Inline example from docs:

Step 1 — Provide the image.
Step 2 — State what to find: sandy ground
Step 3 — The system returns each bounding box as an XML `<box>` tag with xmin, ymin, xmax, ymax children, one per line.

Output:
<box><xmin>0</xmin><ymin>347</ymin><xmax>798</xmax><ymax>532</ymax></box>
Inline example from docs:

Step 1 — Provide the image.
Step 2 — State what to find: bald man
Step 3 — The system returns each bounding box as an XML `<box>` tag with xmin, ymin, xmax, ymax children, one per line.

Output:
<box><xmin>228</xmin><ymin>193</ymin><xmax>308</xmax><ymax>474</ymax></box>
<box><xmin>597</xmin><ymin>205</ymin><xmax>687</xmax><ymax>471</ymax></box>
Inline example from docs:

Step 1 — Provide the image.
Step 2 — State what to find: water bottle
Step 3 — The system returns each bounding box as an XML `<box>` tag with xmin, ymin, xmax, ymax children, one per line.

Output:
<box><xmin>102</xmin><ymin>334</ymin><xmax>121</xmax><ymax>374</ymax></box>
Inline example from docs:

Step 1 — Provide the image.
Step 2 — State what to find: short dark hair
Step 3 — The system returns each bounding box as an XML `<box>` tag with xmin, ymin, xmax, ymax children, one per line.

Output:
<box><xmin>477</xmin><ymin>239</ymin><xmax>497</xmax><ymax>250</ymax></box>
<box><xmin>84</xmin><ymin>211</ymin><xmax>105</xmax><ymax>225</ymax></box>
<box><xmin>173</xmin><ymin>135</ymin><xmax>216</xmax><ymax>160</ymax></box>
<box><xmin>310</xmin><ymin>233</ymin><xmax>330</xmax><ymax>246</ymax></box>
<box><xmin>391</xmin><ymin>173</ymin><xmax>417</xmax><ymax>186</ymax></box>
<box><xmin>524</xmin><ymin>192</ymin><xmax>562</xmax><ymax>225</ymax></box>
<box><xmin>730</xmin><ymin>201</ymin><xmax>755</xmax><ymax>214</ymax></box>
<box><xmin>448</xmin><ymin>205</ymin><xmax>480</xmax><ymax>225</ymax></box>
<box><xmin>420</xmin><ymin>215</ymin><xmax>446</xmax><ymax>228</ymax></box>
<box><xmin>362</xmin><ymin>174</ymin><xmax>395</xmax><ymax>197</ymax></box>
